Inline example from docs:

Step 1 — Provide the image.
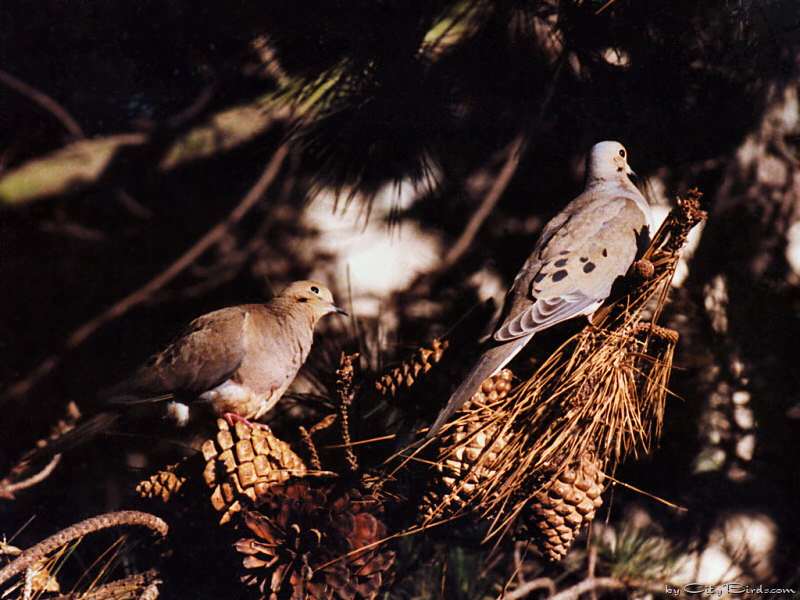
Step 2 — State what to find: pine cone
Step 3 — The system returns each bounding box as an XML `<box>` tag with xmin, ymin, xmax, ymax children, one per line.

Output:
<box><xmin>525</xmin><ymin>449</ymin><xmax>606</xmax><ymax>562</ymax></box>
<box><xmin>236</xmin><ymin>482</ymin><xmax>395</xmax><ymax>600</ymax></box>
<box><xmin>375</xmin><ymin>339</ymin><xmax>449</xmax><ymax>396</ymax></box>
<box><xmin>137</xmin><ymin>461</ymin><xmax>187</xmax><ymax>503</ymax></box>
<box><xmin>421</xmin><ymin>369</ymin><xmax>513</xmax><ymax>521</ymax></box>
<box><xmin>202</xmin><ymin>418</ymin><xmax>306</xmax><ymax>524</ymax></box>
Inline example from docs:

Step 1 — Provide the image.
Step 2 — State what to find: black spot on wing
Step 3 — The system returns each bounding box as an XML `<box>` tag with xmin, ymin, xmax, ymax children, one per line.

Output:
<box><xmin>583</xmin><ymin>262</ymin><xmax>595</xmax><ymax>273</ymax></box>
<box><xmin>559</xmin><ymin>250</ymin><xmax>569</xmax><ymax>255</ymax></box>
<box><xmin>580</xmin><ymin>256</ymin><xmax>588</xmax><ymax>262</ymax></box>
<box><xmin>602</xmin><ymin>248</ymin><xmax>608</xmax><ymax>257</ymax></box>
<box><xmin>534</xmin><ymin>271</ymin><xmax>547</xmax><ymax>283</ymax></box>
<box><xmin>552</xmin><ymin>269</ymin><xmax>568</xmax><ymax>282</ymax></box>
<box><xmin>554</xmin><ymin>258</ymin><xmax>568</xmax><ymax>267</ymax></box>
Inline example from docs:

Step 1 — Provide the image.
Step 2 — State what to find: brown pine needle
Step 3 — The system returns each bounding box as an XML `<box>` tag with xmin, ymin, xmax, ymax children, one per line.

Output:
<box><xmin>602</xmin><ymin>473</ymin><xmax>687</xmax><ymax>512</ymax></box>
<box><xmin>323</xmin><ymin>433</ymin><xmax>398</xmax><ymax>448</ymax></box>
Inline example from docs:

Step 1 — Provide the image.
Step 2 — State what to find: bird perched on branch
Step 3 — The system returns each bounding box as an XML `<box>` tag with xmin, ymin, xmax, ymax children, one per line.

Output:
<box><xmin>42</xmin><ymin>280</ymin><xmax>347</xmax><ymax>452</ymax></box>
<box><xmin>427</xmin><ymin>141</ymin><xmax>653</xmax><ymax>438</ymax></box>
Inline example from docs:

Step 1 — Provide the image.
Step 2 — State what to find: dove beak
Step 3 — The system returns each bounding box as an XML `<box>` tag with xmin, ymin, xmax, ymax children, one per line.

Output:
<box><xmin>331</xmin><ymin>304</ymin><xmax>348</xmax><ymax>316</ymax></box>
<box><xmin>627</xmin><ymin>165</ymin><xmax>641</xmax><ymax>187</ymax></box>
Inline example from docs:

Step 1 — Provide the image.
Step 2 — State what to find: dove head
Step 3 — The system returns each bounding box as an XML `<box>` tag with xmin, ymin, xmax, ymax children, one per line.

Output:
<box><xmin>586</xmin><ymin>141</ymin><xmax>635</xmax><ymax>183</ymax></box>
<box><xmin>281</xmin><ymin>280</ymin><xmax>348</xmax><ymax>321</ymax></box>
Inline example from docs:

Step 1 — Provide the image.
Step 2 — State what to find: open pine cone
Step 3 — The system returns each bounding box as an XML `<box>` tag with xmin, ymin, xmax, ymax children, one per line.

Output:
<box><xmin>236</xmin><ymin>482</ymin><xmax>395</xmax><ymax>600</ymax></box>
<box><xmin>202</xmin><ymin>418</ymin><xmax>307</xmax><ymax>524</ymax></box>
<box><xmin>421</xmin><ymin>369</ymin><xmax>513</xmax><ymax>521</ymax></box>
<box><xmin>524</xmin><ymin>448</ymin><xmax>606</xmax><ymax>562</ymax></box>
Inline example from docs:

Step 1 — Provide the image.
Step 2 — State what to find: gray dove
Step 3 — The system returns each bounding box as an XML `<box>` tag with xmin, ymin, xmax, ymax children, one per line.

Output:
<box><xmin>427</xmin><ymin>141</ymin><xmax>653</xmax><ymax>437</ymax></box>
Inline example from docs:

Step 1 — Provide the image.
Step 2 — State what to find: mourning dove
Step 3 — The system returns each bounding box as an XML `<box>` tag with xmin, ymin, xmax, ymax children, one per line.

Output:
<box><xmin>427</xmin><ymin>141</ymin><xmax>653</xmax><ymax>437</ymax></box>
<box><xmin>42</xmin><ymin>281</ymin><xmax>346</xmax><ymax>452</ymax></box>
<box><xmin>106</xmin><ymin>279</ymin><xmax>347</xmax><ymax>424</ymax></box>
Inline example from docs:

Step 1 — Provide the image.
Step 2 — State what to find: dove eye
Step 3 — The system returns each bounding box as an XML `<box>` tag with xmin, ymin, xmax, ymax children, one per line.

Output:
<box><xmin>310</xmin><ymin>286</ymin><xmax>320</xmax><ymax>294</ymax></box>
<box><xmin>619</xmin><ymin>148</ymin><xmax>626</xmax><ymax>158</ymax></box>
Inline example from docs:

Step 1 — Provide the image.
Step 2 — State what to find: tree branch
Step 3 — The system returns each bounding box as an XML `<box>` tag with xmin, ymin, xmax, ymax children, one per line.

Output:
<box><xmin>0</xmin><ymin>103</ymin><xmax>291</xmax><ymax>206</ymax></box>
<box><xmin>0</xmin><ymin>68</ymin><xmax>84</xmax><ymax>138</ymax></box>
<box><xmin>500</xmin><ymin>577</ymin><xmax>555</xmax><ymax>600</ymax></box>
<box><xmin>0</xmin><ymin>511</ymin><xmax>168</xmax><ymax>586</ymax></box>
<box><xmin>442</xmin><ymin>132</ymin><xmax>526</xmax><ymax>271</ymax></box>
<box><xmin>2</xmin><ymin>143</ymin><xmax>290</xmax><ymax>401</ymax></box>
<box><xmin>548</xmin><ymin>577</ymin><xmax>626</xmax><ymax>600</ymax></box>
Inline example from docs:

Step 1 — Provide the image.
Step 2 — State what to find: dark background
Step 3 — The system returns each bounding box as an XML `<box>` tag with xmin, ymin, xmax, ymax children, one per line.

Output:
<box><xmin>2</xmin><ymin>1</ymin><xmax>800</xmax><ymax>597</ymax></box>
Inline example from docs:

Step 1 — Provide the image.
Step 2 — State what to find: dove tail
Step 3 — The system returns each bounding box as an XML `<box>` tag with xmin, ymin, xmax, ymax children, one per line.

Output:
<box><xmin>26</xmin><ymin>412</ymin><xmax>120</xmax><ymax>462</ymax></box>
<box><xmin>426</xmin><ymin>335</ymin><xmax>531</xmax><ymax>438</ymax></box>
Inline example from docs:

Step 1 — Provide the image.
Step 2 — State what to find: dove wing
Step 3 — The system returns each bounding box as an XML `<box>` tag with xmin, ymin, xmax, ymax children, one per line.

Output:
<box><xmin>105</xmin><ymin>307</ymin><xmax>247</xmax><ymax>401</ymax></box>
<box><xmin>494</xmin><ymin>193</ymin><xmax>649</xmax><ymax>341</ymax></box>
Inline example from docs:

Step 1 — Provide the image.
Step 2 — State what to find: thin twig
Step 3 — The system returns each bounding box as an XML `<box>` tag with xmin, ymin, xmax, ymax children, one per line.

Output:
<box><xmin>440</xmin><ymin>556</ymin><xmax>447</xmax><ymax>600</ymax></box>
<box><xmin>299</xmin><ymin>426</ymin><xmax>322</xmax><ymax>471</ymax></box>
<box><xmin>548</xmin><ymin>577</ymin><xmax>626</xmax><ymax>600</ymax></box>
<box><xmin>587</xmin><ymin>546</ymin><xmax>598</xmax><ymax>600</ymax></box>
<box><xmin>594</xmin><ymin>0</ymin><xmax>618</xmax><ymax>15</ymax></box>
<box><xmin>440</xmin><ymin>52</ymin><xmax>566</xmax><ymax>273</ymax></box>
<box><xmin>442</xmin><ymin>132</ymin><xmax>526</xmax><ymax>270</ymax></box>
<box><xmin>324</xmin><ymin>433</ymin><xmax>397</xmax><ymax>448</ymax></box>
<box><xmin>602</xmin><ymin>472</ymin><xmax>687</xmax><ymax>511</ymax></box>
<box><xmin>1</xmin><ymin>403</ymin><xmax>82</xmax><ymax>494</ymax></box>
<box><xmin>3</xmin><ymin>143</ymin><xmax>290</xmax><ymax>401</ymax></box>
<box><xmin>161</xmin><ymin>143</ymin><xmax>301</xmax><ymax>304</ymax></box>
<box><xmin>78</xmin><ymin>535</ymin><xmax>127</xmax><ymax>594</ymax></box>
<box><xmin>500</xmin><ymin>577</ymin><xmax>556</xmax><ymax>600</ymax></box>
<box><xmin>165</xmin><ymin>84</ymin><xmax>216</xmax><ymax>129</ymax></box>
<box><xmin>0</xmin><ymin>511</ymin><xmax>168</xmax><ymax>586</ymax></box>
<box><xmin>336</xmin><ymin>352</ymin><xmax>360</xmax><ymax>472</ymax></box>
<box><xmin>49</xmin><ymin>569</ymin><xmax>161</xmax><ymax>600</ymax></box>
<box><xmin>0</xmin><ymin>68</ymin><xmax>84</xmax><ymax>138</ymax></box>
<box><xmin>0</xmin><ymin>453</ymin><xmax>61</xmax><ymax>497</ymax></box>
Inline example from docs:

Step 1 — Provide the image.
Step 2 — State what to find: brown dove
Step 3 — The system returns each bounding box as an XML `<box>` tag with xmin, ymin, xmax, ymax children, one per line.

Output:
<box><xmin>41</xmin><ymin>281</ymin><xmax>346</xmax><ymax>453</ymax></box>
<box><xmin>105</xmin><ymin>279</ymin><xmax>346</xmax><ymax>424</ymax></box>
<box><xmin>427</xmin><ymin>141</ymin><xmax>653</xmax><ymax>437</ymax></box>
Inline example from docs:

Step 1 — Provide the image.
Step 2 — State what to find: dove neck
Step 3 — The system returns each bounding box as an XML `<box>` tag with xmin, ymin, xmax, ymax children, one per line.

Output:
<box><xmin>288</xmin><ymin>300</ymin><xmax>320</xmax><ymax>330</ymax></box>
<box><xmin>585</xmin><ymin>172</ymin><xmax>637</xmax><ymax>192</ymax></box>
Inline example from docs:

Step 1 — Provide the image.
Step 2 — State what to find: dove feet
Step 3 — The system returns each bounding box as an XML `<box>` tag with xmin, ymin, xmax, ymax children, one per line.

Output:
<box><xmin>223</xmin><ymin>412</ymin><xmax>267</xmax><ymax>430</ymax></box>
